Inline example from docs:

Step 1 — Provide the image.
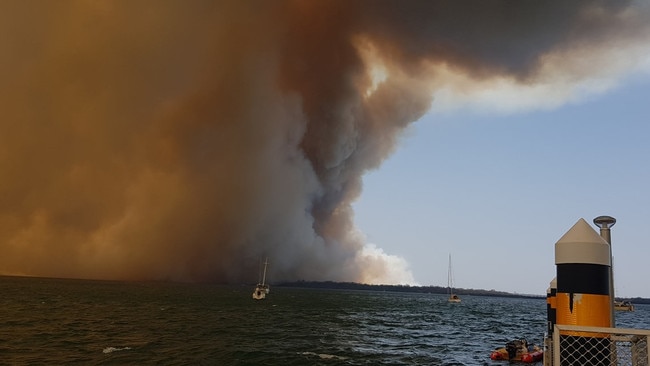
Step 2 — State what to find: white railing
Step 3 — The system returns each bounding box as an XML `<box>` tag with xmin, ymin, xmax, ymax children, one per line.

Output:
<box><xmin>549</xmin><ymin>324</ymin><xmax>650</xmax><ymax>366</ymax></box>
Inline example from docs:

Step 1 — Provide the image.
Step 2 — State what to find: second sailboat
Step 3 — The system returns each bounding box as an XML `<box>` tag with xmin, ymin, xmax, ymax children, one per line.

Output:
<box><xmin>447</xmin><ymin>254</ymin><xmax>461</xmax><ymax>303</ymax></box>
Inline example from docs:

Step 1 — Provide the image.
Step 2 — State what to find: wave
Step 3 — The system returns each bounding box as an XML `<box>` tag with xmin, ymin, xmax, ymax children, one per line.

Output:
<box><xmin>102</xmin><ymin>346</ymin><xmax>132</xmax><ymax>354</ymax></box>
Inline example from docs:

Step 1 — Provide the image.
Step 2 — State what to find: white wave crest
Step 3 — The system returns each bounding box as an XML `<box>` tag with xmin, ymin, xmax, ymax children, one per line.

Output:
<box><xmin>300</xmin><ymin>351</ymin><xmax>348</xmax><ymax>360</ymax></box>
<box><xmin>102</xmin><ymin>346</ymin><xmax>132</xmax><ymax>354</ymax></box>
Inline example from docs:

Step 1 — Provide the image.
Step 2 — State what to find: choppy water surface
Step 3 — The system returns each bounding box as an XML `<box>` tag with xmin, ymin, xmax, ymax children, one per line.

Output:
<box><xmin>1</xmin><ymin>276</ymin><xmax>649</xmax><ymax>365</ymax></box>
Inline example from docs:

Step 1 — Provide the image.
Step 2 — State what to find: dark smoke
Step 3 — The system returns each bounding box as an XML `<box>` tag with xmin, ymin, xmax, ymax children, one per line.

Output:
<box><xmin>0</xmin><ymin>1</ymin><xmax>647</xmax><ymax>283</ymax></box>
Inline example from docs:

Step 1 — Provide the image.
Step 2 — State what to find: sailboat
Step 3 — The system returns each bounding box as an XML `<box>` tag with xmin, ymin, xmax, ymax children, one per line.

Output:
<box><xmin>447</xmin><ymin>254</ymin><xmax>461</xmax><ymax>303</ymax></box>
<box><xmin>252</xmin><ymin>258</ymin><xmax>270</xmax><ymax>300</ymax></box>
<box><xmin>614</xmin><ymin>300</ymin><xmax>634</xmax><ymax>311</ymax></box>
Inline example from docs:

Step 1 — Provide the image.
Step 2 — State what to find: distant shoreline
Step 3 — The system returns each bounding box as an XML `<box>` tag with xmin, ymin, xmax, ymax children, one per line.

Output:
<box><xmin>276</xmin><ymin>280</ymin><xmax>545</xmax><ymax>299</ymax></box>
<box><xmin>276</xmin><ymin>280</ymin><xmax>650</xmax><ymax>304</ymax></box>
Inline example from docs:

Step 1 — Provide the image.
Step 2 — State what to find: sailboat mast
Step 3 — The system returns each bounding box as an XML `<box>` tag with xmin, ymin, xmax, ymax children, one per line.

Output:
<box><xmin>448</xmin><ymin>254</ymin><xmax>452</xmax><ymax>291</ymax></box>
<box><xmin>261</xmin><ymin>258</ymin><xmax>268</xmax><ymax>285</ymax></box>
<box><xmin>447</xmin><ymin>253</ymin><xmax>461</xmax><ymax>302</ymax></box>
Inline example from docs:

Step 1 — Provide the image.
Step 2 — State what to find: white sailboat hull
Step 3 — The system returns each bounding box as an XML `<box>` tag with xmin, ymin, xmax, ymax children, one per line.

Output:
<box><xmin>252</xmin><ymin>284</ymin><xmax>269</xmax><ymax>300</ymax></box>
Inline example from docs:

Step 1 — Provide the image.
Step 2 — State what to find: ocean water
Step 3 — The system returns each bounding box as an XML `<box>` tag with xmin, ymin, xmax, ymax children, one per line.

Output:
<box><xmin>1</xmin><ymin>276</ymin><xmax>649</xmax><ymax>365</ymax></box>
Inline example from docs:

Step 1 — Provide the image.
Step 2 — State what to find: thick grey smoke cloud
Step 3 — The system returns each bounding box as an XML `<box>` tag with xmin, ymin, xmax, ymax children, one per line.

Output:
<box><xmin>1</xmin><ymin>1</ymin><xmax>648</xmax><ymax>283</ymax></box>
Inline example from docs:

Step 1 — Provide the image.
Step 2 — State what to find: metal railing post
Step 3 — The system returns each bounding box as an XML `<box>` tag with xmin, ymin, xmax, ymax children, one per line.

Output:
<box><xmin>646</xmin><ymin>334</ymin><xmax>650</xmax><ymax>366</ymax></box>
<box><xmin>554</xmin><ymin>325</ymin><xmax>561</xmax><ymax>366</ymax></box>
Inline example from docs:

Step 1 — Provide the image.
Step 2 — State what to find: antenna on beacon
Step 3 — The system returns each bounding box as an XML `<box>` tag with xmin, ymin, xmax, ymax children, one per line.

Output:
<box><xmin>593</xmin><ymin>216</ymin><xmax>616</xmax><ymax>244</ymax></box>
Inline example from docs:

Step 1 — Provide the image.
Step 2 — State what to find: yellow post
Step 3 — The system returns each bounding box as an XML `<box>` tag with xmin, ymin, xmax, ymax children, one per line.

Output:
<box><xmin>555</xmin><ymin>218</ymin><xmax>612</xmax><ymax>365</ymax></box>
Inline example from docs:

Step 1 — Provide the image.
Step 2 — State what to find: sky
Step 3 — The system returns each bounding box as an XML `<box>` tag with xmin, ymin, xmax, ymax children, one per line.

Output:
<box><xmin>1</xmin><ymin>1</ymin><xmax>649</xmax><ymax>298</ymax></box>
<box><xmin>354</xmin><ymin>75</ymin><xmax>650</xmax><ymax>298</ymax></box>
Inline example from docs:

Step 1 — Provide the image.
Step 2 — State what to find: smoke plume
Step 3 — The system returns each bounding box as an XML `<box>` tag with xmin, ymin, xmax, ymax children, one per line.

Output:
<box><xmin>1</xmin><ymin>1</ymin><xmax>648</xmax><ymax>283</ymax></box>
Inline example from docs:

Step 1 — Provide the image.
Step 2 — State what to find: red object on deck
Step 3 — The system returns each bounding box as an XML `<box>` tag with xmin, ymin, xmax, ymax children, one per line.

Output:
<box><xmin>521</xmin><ymin>349</ymin><xmax>544</xmax><ymax>363</ymax></box>
<box><xmin>489</xmin><ymin>350</ymin><xmax>506</xmax><ymax>360</ymax></box>
<box><xmin>489</xmin><ymin>345</ymin><xmax>543</xmax><ymax>363</ymax></box>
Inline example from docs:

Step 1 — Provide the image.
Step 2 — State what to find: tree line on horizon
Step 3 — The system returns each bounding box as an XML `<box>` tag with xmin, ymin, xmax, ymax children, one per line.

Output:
<box><xmin>276</xmin><ymin>280</ymin><xmax>650</xmax><ymax>304</ymax></box>
<box><xmin>276</xmin><ymin>280</ymin><xmax>542</xmax><ymax>299</ymax></box>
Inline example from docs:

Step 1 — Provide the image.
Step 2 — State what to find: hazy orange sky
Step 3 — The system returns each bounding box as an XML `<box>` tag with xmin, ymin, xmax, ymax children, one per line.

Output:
<box><xmin>1</xmin><ymin>1</ymin><xmax>648</xmax><ymax>285</ymax></box>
